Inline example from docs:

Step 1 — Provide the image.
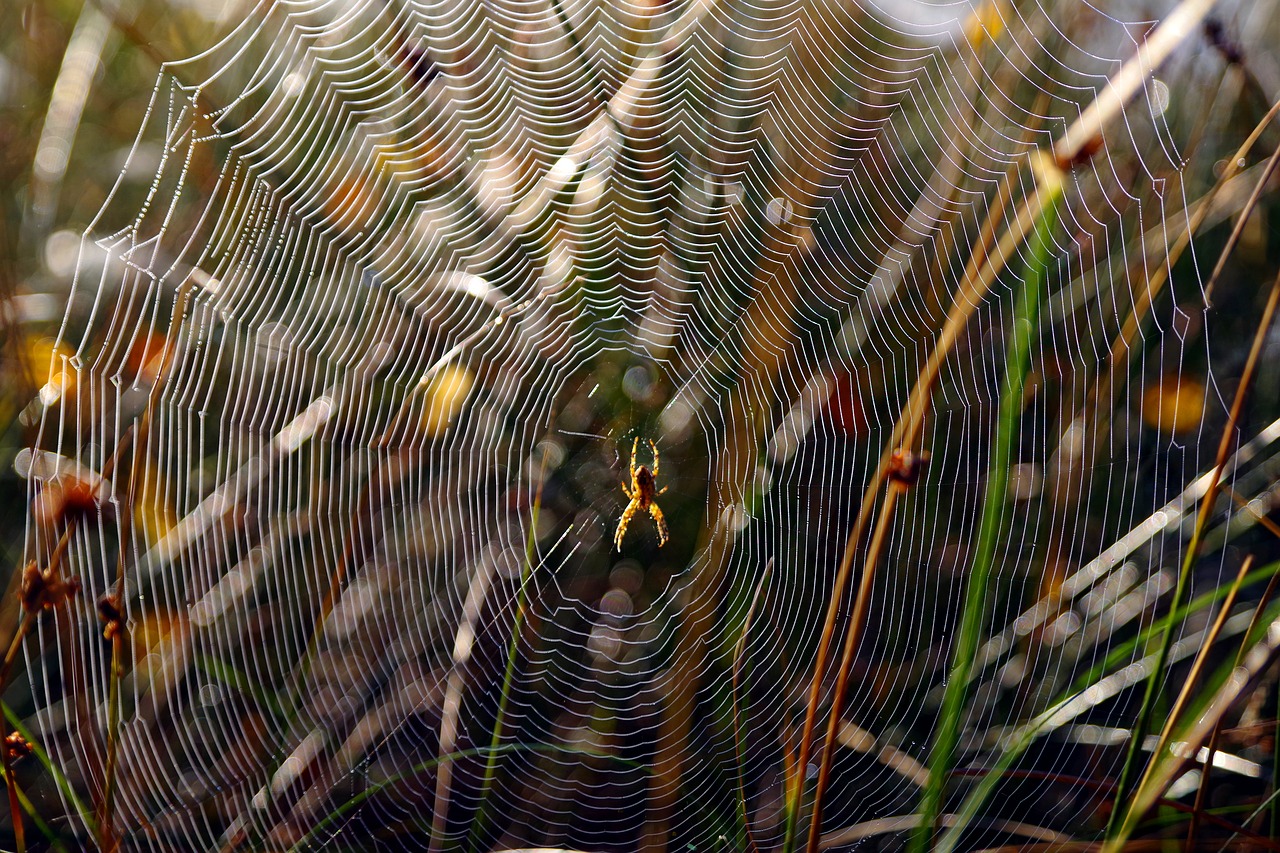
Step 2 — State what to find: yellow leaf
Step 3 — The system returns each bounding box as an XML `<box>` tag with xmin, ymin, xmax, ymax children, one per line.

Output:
<box><xmin>422</xmin><ymin>364</ymin><xmax>474</xmax><ymax>437</ymax></box>
<box><xmin>1141</xmin><ymin>376</ymin><xmax>1205</xmax><ymax>434</ymax></box>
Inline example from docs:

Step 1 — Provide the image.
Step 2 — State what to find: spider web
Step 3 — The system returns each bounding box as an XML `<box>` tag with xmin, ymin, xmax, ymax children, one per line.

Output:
<box><xmin>21</xmin><ymin>0</ymin><xmax>1280</xmax><ymax>849</ymax></box>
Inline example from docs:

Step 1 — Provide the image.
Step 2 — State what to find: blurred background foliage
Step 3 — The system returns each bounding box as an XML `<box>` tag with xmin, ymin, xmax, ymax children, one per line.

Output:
<box><xmin>2</xmin><ymin>0</ymin><xmax>243</xmax><ymax>505</ymax></box>
<box><xmin>5</xmin><ymin>0</ymin><xmax>1280</xmax><ymax>851</ymax></box>
<box><xmin>1</xmin><ymin>0</ymin><xmax>244</xmax><ymax>841</ymax></box>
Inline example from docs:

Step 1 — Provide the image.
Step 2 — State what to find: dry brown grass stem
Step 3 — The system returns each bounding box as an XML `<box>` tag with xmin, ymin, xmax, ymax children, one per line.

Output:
<box><xmin>1203</xmin><ymin>133</ymin><xmax>1280</xmax><ymax>302</ymax></box>
<box><xmin>96</xmin><ymin>282</ymin><xmax>203</xmax><ymax>850</ymax></box>
<box><xmin>1052</xmin><ymin>0</ymin><xmax>1219</xmax><ymax>168</ymax></box>
<box><xmin>800</xmin><ymin>92</ymin><xmax>1055</xmax><ymax>846</ymax></box>
<box><xmin>788</xmin><ymin>154</ymin><xmax>1055</xmax><ymax>852</ymax></box>
<box><xmin>1107</xmin><ymin>609</ymin><xmax>1280</xmax><ymax>852</ymax></box>
<box><xmin>730</xmin><ymin>559</ymin><xmax>773</xmax><ymax>853</ymax></box>
<box><xmin>988</xmin><ymin>102</ymin><xmax>1280</xmax><ymax>669</ymax></box>
<box><xmin>1107</xmin><ymin>255</ymin><xmax>1280</xmax><ymax>848</ymax></box>
<box><xmin>1223</xmin><ymin>483</ymin><xmax>1280</xmax><ymax>541</ymax></box>
<box><xmin>647</xmin><ymin>2</ymin><xmax>869</xmax><ymax>846</ymax></box>
<box><xmin>803</xmin><ymin>478</ymin><xmax>904</xmax><ymax>853</ymax></box>
<box><xmin>0</xmin><ymin>610</ymin><xmax>34</xmax><ymax>853</ymax></box>
<box><xmin>1</xmin><ymin>416</ymin><xmax>140</xmax><ymax>852</ymax></box>
<box><xmin>1187</xmin><ymin>563</ymin><xmax>1280</xmax><ymax>848</ymax></box>
<box><xmin>98</xmin><ymin>428</ymin><xmax>150</xmax><ymax>853</ymax></box>
<box><xmin>1066</xmin><ymin>93</ymin><xmax>1280</xmax><ymax>501</ymax></box>
<box><xmin>1138</xmin><ymin>555</ymin><xmax>1252</xmax><ymax>792</ymax></box>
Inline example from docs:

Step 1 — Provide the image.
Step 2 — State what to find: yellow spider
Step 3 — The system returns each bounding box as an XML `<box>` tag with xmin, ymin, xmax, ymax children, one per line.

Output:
<box><xmin>614</xmin><ymin>437</ymin><xmax>669</xmax><ymax>550</ymax></box>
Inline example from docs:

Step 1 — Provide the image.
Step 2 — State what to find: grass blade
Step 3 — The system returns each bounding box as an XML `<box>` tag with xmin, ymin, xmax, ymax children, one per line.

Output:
<box><xmin>1105</xmin><ymin>261</ymin><xmax>1280</xmax><ymax>839</ymax></box>
<box><xmin>910</xmin><ymin>158</ymin><xmax>1062</xmax><ymax>853</ymax></box>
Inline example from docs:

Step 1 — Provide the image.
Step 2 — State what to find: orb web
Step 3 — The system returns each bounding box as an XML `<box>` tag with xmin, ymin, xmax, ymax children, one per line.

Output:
<box><xmin>21</xmin><ymin>0</ymin><xmax>1278</xmax><ymax>850</ymax></box>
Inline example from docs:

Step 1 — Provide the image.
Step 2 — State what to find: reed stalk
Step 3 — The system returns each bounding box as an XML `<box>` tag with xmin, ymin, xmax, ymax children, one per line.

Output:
<box><xmin>1186</xmin><ymin>562</ymin><xmax>1280</xmax><ymax>848</ymax></box>
<box><xmin>467</xmin><ymin>444</ymin><xmax>551</xmax><ymax>853</ymax></box>
<box><xmin>908</xmin><ymin>158</ymin><xmax>1062</xmax><ymax>853</ymax></box>
<box><xmin>1105</xmin><ymin>262</ymin><xmax>1280</xmax><ymax>844</ymax></box>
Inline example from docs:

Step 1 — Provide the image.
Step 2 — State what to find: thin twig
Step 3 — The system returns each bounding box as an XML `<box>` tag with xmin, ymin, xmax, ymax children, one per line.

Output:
<box><xmin>782</xmin><ymin>159</ymin><xmax>1021</xmax><ymax>853</ymax></box>
<box><xmin>467</xmin><ymin>441</ymin><xmax>554</xmax><ymax>853</ymax></box>
<box><xmin>1137</xmin><ymin>556</ymin><xmax>1253</xmax><ymax>793</ymax></box>
<box><xmin>730</xmin><ymin>558</ymin><xmax>773</xmax><ymax>853</ymax></box>
<box><xmin>1107</xmin><ymin>258</ymin><xmax>1280</xmax><ymax>840</ymax></box>
<box><xmin>1187</xmin><ymin>560</ymin><xmax>1280</xmax><ymax>848</ymax></box>
<box><xmin>1202</xmin><ymin>132</ymin><xmax>1280</xmax><ymax>302</ymax></box>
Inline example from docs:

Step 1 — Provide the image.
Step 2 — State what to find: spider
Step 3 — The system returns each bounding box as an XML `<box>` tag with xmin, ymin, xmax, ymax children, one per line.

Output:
<box><xmin>614</xmin><ymin>437</ymin><xmax>669</xmax><ymax>550</ymax></box>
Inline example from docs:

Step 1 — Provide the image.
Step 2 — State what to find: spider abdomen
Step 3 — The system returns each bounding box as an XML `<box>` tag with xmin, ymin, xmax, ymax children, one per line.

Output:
<box><xmin>634</xmin><ymin>466</ymin><xmax>655</xmax><ymax>504</ymax></box>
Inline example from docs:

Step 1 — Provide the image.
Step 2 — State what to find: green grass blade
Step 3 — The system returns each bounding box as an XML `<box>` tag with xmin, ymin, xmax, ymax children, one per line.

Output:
<box><xmin>2</xmin><ymin>702</ymin><xmax>98</xmax><ymax>841</ymax></box>
<box><xmin>937</xmin><ymin>587</ymin><xmax>1280</xmax><ymax>852</ymax></box>
<box><xmin>910</xmin><ymin>167</ymin><xmax>1062</xmax><ymax>853</ymax></box>
<box><xmin>1069</xmin><ymin>562</ymin><xmax>1279</xmax><ymax>695</ymax></box>
<box><xmin>292</xmin><ymin>742</ymin><xmax>649</xmax><ymax>851</ymax></box>
<box><xmin>466</xmin><ymin>464</ymin><xmax>547</xmax><ymax>853</ymax></box>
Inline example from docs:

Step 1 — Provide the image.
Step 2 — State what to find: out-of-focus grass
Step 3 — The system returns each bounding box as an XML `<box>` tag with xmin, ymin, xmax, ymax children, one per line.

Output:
<box><xmin>1</xmin><ymin>3</ymin><xmax>240</xmax><ymax>846</ymax></box>
<box><xmin>2</xmin><ymin>0</ymin><xmax>239</xmax><ymax>528</ymax></box>
<box><xmin>5</xmin><ymin>1</ymin><xmax>1280</xmax><ymax>851</ymax></box>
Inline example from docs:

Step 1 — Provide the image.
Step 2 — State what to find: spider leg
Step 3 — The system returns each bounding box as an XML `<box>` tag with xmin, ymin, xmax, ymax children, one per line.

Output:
<box><xmin>631</xmin><ymin>436</ymin><xmax>639</xmax><ymax>476</ymax></box>
<box><xmin>649</xmin><ymin>439</ymin><xmax>659</xmax><ymax>477</ymax></box>
<box><xmin>657</xmin><ymin>485</ymin><xmax>668</xmax><ymax>496</ymax></box>
<box><xmin>621</xmin><ymin>481</ymin><xmax>632</xmax><ymax>499</ymax></box>
<box><xmin>615</xmin><ymin>501</ymin><xmax>639</xmax><ymax>550</ymax></box>
<box><xmin>648</xmin><ymin>502</ymin><xmax>669</xmax><ymax>547</ymax></box>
